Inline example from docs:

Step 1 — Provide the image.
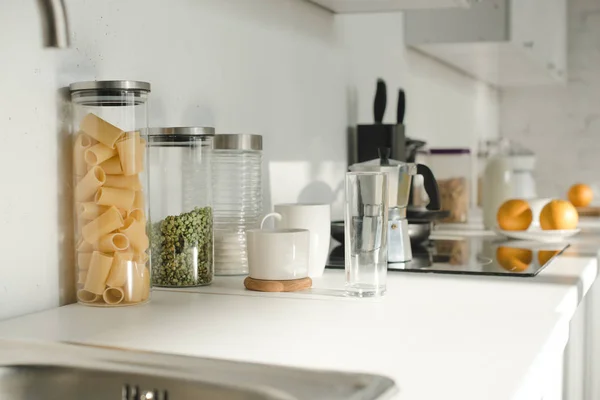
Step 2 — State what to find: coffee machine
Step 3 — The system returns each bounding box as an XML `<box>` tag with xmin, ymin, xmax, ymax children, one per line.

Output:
<box><xmin>349</xmin><ymin>148</ymin><xmax>440</xmax><ymax>263</ymax></box>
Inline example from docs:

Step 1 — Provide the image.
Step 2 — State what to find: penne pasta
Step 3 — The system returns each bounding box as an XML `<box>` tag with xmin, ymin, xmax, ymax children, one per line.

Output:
<box><xmin>106</xmin><ymin>251</ymin><xmax>134</xmax><ymax>287</ymax></box>
<box><xmin>94</xmin><ymin>233</ymin><xmax>130</xmax><ymax>253</ymax></box>
<box><xmin>141</xmin><ymin>265</ymin><xmax>151</xmax><ymax>301</ymax></box>
<box><xmin>75</xmin><ymin>166</ymin><xmax>106</xmax><ymax>202</ymax></box>
<box><xmin>99</xmin><ymin>156</ymin><xmax>123</xmax><ymax>175</ymax></box>
<box><xmin>73</xmin><ymin>132</ymin><xmax>93</xmax><ymax>176</ymax></box>
<box><xmin>77</xmin><ymin>289</ymin><xmax>100</xmax><ymax>303</ymax></box>
<box><xmin>115</xmin><ymin>131</ymin><xmax>140</xmax><ymax>176</ymax></box>
<box><xmin>102</xmin><ymin>287</ymin><xmax>125</xmax><ymax>305</ymax></box>
<box><xmin>133</xmin><ymin>191</ymin><xmax>145</xmax><ymax>210</ymax></box>
<box><xmin>128</xmin><ymin>209</ymin><xmax>146</xmax><ymax>231</ymax></box>
<box><xmin>82</xmin><ymin>206</ymin><xmax>124</xmax><ymax>244</ymax></box>
<box><xmin>77</xmin><ymin>252</ymin><xmax>93</xmax><ymax>271</ymax></box>
<box><xmin>80</xmin><ymin>113</ymin><xmax>124</xmax><ymax>149</ymax></box>
<box><xmin>78</xmin><ymin>270</ymin><xmax>88</xmax><ymax>284</ymax></box>
<box><xmin>104</xmin><ymin>174</ymin><xmax>142</xmax><ymax>190</ymax></box>
<box><xmin>75</xmin><ymin>218</ymin><xmax>85</xmax><ymax>240</ymax></box>
<box><xmin>84</xmin><ymin>251</ymin><xmax>114</xmax><ymax>295</ymax></box>
<box><xmin>124</xmin><ymin>263</ymin><xmax>144</xmax><ymax>303</ymax></box>
<box><xmin>95</xmin><ymin>187</ymin><xmax>135</xmax><ymax>210</ymax></box>
<box><xmin>77</xmin><ymin>239</ymin><xmax>93</xmax><ymax>253</ymax></box>
<box><xmin>128</xmin><ymin>208</ymin><xmax>144</xmax><ymax>222</ymax></box>
<box><xmin>78</xmin><ymin>202</ymin><xmax>109</xmax><ymax>220</ymax></box>
<box><xmin>118</xmin><ymin>217</ymin><xmax>149</xmax><ymax>253</ymax></box>
<box><xmin>75</xmin><ymin>113</ymin><xmax>150</xmax><ymax>305</ymax></box>
<box><xmin>85</xmin><ymin>143</ymin><xmax>117</xmax><ymax>166</ymax></box>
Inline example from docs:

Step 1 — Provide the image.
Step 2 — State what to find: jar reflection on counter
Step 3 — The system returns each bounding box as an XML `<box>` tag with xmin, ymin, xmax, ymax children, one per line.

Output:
<box><xmin>70</xmin><ymin>80</ymin><xmax>152</xmax><ymax>307</ymax></box>
<box><xmin>147</xmin><ymin>127</ymin><xmax>214</xmax><ymax>287</ymax></box>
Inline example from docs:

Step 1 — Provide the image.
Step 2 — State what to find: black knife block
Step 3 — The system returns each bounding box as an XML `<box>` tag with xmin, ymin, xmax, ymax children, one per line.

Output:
<box><xmin>350</xmin><ymin>123</ymin><xmax>406</xmax><ymax>165</ymax></box>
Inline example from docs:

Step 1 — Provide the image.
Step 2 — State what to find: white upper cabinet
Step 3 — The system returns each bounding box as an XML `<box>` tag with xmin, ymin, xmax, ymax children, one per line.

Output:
<box><xmin>404</xmin><ymin>0</ymin><xmax>567</xmax><ymax>87</ymax></box>
<box><xmin>308</xmin><ymin>0</ymin><xmax>471</xmax><ymax>13</ymax></box>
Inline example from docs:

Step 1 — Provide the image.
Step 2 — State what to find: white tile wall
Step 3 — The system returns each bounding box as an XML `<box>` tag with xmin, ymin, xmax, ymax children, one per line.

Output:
<box><xmin>0</xmin><ymin>0</ymin><xmax>498</xmax><ymax>319</ymax></box>
<box><xmin>501</xmin><ymin>0</ymin><xmax>600</xmax><ymax>198</ymax></box>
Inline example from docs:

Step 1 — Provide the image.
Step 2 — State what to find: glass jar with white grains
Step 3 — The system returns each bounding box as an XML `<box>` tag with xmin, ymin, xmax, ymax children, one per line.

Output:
<box><xmin>147</xmin><ymin>127</ymin><xmax>214</xmax><ymax>287</ymax></box>
<box><xmin>70</xmin><ymin>80</ymin><xmax>151</xmax><ymax>307</ymax></box>
<box><xmin>212</xmin><ymin>134</ymin><xmax>263</xmax><ymax>276</ymax></box>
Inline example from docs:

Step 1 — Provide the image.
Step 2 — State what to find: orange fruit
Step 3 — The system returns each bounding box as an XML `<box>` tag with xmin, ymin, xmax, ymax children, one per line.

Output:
<box><xmin>496</xmin><ymin>247</ymin><xmax>533</xmax><ymax>272</ymax></box>
<box><xmin>497</xmin><ymin>199</ymin><xmax>533</xmax><ymax>231</ymax></box>
<box><xmin>538</xmin><ymin>250</ymin><xmax>560</xmax><ymax>266</ymax></box>
<box><xmin>568</xmin><ymin>183</ymin><xmax>593</xmax><ymax>207</ymax></box>
<box><xmin>539</xmin><ymin>200</ymin><xmax>579</xmax><ymax>230</ymax></box>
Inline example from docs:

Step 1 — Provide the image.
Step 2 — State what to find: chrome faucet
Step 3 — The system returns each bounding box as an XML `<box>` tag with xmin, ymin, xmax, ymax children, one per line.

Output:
<box><xmin>37</xmin><ymin>0</ymin><xmax>70</xmax><ymax>48</ymax></box>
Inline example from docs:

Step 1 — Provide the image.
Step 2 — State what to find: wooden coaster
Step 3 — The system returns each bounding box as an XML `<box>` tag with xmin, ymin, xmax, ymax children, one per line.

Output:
<box><xmin>577</xmin><ymin>206</ymin><xmax>600</xmax><ymax>217</ymax></box>
<box><xmin>244</xmin><ymin>277</ymin><xmax>312</xmax><ymax>292</ymax></box>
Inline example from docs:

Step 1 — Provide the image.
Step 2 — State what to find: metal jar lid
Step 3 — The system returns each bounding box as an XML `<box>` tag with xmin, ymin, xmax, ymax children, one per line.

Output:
<box><xmin>69</xmin><ymin>80</ymin><xmax>151</xmax><ymax>93</ymax></box>
<box><xmin>148</xmin><ymin>127</ymin><xmax>215</xmax><ymax>136</ymax></box>
<box><xmin>147</xmin><ymin>126</ymin><xmax>215</xmax><ymax>145</ymax></box>
<box><xmin>213</xmin><ymin>134</ymin><xmax>262</xmax><ymax>151</ymax></box>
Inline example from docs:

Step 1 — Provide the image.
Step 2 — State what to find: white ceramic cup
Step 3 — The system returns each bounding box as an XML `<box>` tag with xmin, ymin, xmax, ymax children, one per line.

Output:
<box><xmin>246</xmin><ymin>218</ymin><xmax>310</xmax><ymax>280</ymax></box>
<box><xmin>528</xmin><ymin>198</ymin><xmax>552</xmax><ymax>228</ymax></box>
<box><xmin>263</xmin><ymin>203</ymin><xmax>331</xmax><ymax>277</ymax></box>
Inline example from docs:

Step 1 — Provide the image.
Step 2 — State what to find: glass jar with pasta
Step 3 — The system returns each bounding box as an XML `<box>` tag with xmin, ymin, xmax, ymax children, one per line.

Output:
<box><xmin>70</xmin><ymin>80</ymin><xmax>152</xmax><ymax>307</ymax></box>
<box><xmin>147</xmin><ymin>127</ymin><xmax>214</xmax><ymax>287</ymax></box>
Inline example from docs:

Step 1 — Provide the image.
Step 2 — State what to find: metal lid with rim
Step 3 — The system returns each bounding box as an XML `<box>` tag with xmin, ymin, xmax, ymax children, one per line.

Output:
<box><xmin>213</xmin><ymin>134</ymin><xmax>262</xmax><ymax>151</ymax></box>
<box><xmin>69</xmin><ymin>80</ymin><xmax>151</xmax><ymax>93</ymax></box>
<box><xmin>148</xmin><ymin>127</ymin><xmax>215</xmax><ymax>136</ymax></box>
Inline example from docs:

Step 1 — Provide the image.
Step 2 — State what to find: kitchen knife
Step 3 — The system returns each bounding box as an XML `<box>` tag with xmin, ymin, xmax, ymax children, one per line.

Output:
<box><xmin>373</xmin><ymin>79</ymin><xmax>386</xmax><ymax>124</ymax></box>
<box><xmin>397</xmin><ymin>89</ymin><xmax>405</xmax><ymax>125</ymax></box>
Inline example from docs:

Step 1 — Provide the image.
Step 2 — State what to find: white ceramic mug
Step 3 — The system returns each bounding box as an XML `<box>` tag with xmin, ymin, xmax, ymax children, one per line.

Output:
<box><xmin>262</xmin><ymin>203</ymin><xmax>331</xmax><ymax>277</ymax></box>
<box><xmin>246</xmin><ymin>217</ymin><xmax>310</xmax><ymax>280</ymax></box>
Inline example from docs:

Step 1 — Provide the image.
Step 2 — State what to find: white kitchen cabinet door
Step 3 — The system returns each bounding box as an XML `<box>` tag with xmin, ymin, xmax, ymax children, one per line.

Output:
<box><xmin>307</xmin><ymin>0</ymin><xmax>471</xmax><ymax>13</ymax></box>
<box><xmin>404</xmin><ymin>0</ymin><xmax>567</xmax><ymax>87</ymax></box>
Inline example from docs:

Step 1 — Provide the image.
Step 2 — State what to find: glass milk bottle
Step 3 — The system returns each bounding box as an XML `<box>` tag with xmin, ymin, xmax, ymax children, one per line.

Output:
<box><xmin>70</xmin><ymin>80</ymin><xmax>152</xmax><ymax>307</ymax></box>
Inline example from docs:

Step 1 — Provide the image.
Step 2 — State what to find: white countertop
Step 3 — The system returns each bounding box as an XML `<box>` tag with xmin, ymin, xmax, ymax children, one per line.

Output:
<box><xmin>1</xmin><ymin>216</ymin><xmax>600</xmax><ymax>399</ymax></box>
<box><xmin>0</xmin><ymin>242</ymin><xmax>597</xmax><ymax>400</ymax></box>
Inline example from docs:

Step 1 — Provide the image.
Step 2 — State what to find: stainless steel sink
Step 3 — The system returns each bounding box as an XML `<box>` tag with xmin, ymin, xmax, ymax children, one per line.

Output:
<box><xmin>0</xmin><ymin>366</ymin><xmax>269</xmax><ymax>400</ymax></box>
<box><xmin>0</xmin><ymin>340</ymin><xmax>396</xmax><ymax>400</ymax></box>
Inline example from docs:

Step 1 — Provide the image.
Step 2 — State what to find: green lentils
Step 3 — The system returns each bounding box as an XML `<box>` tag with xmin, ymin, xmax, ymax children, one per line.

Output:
<box><xmin>150</xmin><ymin>207</ymin><xmax>213</xmax><ymax>287</ymax></box>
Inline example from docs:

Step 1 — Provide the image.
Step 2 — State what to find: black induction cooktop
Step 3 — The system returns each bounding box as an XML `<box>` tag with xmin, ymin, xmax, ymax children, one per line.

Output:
<box><xmin>327</xmin><ymin>237</ymin><xmax>569</xmax><ymax>277</ymax></box>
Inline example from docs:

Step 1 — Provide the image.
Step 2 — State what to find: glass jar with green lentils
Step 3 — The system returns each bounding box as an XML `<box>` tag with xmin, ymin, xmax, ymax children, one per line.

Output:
<box><xmin>147</xmin><ymin>127</ymin><xmax>214</xmax><ymax>287</ymax></box>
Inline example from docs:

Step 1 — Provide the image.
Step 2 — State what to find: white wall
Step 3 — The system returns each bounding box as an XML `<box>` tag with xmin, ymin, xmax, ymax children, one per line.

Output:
<box><xmin>339</xmin><ymin>13</ymin><xmax>499</xmax><ymax>146</ymax></box>
<box><xmin>500</xmin><ymin>0</ymin><xmax>600</xmax><ymax>198</ymax></box>
<box><xmin>0</xmin><ymin>0</ymin><xmax>498</xmax><ymax>319</ymax></box>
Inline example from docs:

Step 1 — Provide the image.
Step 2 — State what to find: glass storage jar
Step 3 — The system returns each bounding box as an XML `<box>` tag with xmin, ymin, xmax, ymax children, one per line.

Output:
<box><xmin>426</xmin><ymin>148</ymin><xmax>471</xmax><ymax>223</ymax></box>
<box><xmin>147</xmin><ymin>127</ymin><xmax>214</xmax><ymax>287</ymax></box>
<box><xmin>213</xmin><ymin>134</ymin><xmax>263</xmax><ymax>275</ymax></box>
<box><xmin>70</xmin><ymin>80</ymin><xmax>152</xmax><ymax>307</ymax></box>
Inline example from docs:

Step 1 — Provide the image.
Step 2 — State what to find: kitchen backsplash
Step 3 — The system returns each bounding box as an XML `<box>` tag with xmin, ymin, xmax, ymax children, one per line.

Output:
<box><xmin>501</xmin><ymin>0</ymin><xmax>600</xmax><ymax>199</ymax></box>
<box><xmin>0</xmin><ymin>0</ymin><xmax>498</xmax><ymax>319</ymax></box>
